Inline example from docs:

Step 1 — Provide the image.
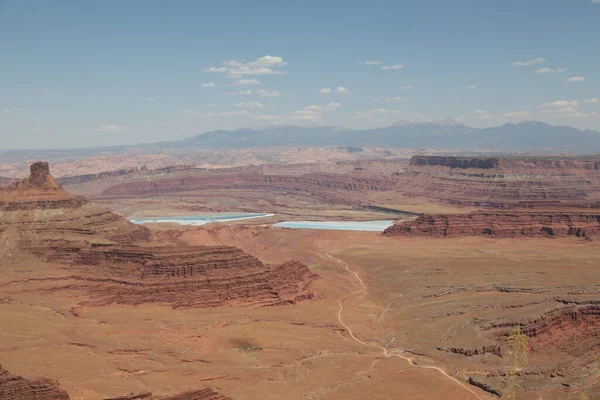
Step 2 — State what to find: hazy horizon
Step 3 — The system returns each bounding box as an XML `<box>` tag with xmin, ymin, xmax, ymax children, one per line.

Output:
<box><xmin>1</xmin><ymin>0</ymin><xmax>599</xmax><ymax>149</ymax></box>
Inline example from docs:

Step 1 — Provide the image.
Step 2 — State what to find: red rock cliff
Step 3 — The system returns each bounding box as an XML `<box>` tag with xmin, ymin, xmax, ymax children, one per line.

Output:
<box><xmin>383</xmin><ymin>212</ymin><xmax>600</xmax><ymax>238</ymax></box>
<box><xmin>0</xmin><ymin>363</ymin><xmax>70</xmax><ymax>400</ymax></box>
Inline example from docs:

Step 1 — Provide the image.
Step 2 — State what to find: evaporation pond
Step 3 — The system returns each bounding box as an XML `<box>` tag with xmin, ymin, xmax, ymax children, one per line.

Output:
<box><xmin>130</xmin><ymin>213</ymin><xmax>274</xmax><ymax>226</ymax></box>
<box><xmin>273</xmin><ymin>220</ymin><xmax>395</xmax><ymax>232</ymax></box>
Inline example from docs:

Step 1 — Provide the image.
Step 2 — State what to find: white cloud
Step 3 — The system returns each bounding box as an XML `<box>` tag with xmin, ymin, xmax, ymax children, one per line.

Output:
<box><xmin>353</xmin><ymin>109</ymin><xmax>391</xmax><ymax>119</ymax></box>
<box><xmin>202</xmin><ymin>110</ymin><xmax>253</xmax><ymax>118</ymax></box>
<box><xmin>290</xmin><ymin>110</ymin><xmax>323</xmax><ymax>120</ymax></box>
<box><xmin>147</xmin><ymin>97</ymin><xmax>154</xmax><ymax>101</ymax></box>
<box><xmin>276</xmin><ymin>102</ymin><xmax>343</xmax><ymax>122</ymax></box>
<box><xmin>569</xmin><ymin>111</ymin><xmax>599</xmax><ymax>117</ymax></box>
<box><xmin>234</xmin><ymin>79</ymin><xmax>261</xmax><ymax>86</ymax></box>
<box><xmin>94</xmin><ymin>124</ymin><xmax>128</xmax><ymax>133</ymax></box>
<box><xmin>235</xmin><ymin>101</ymin><xmax>265</xmax><ymax>109</ymax></box>
<box><xmin>475</xmin><ymin>109</ymin><xmax>488</xmax><ymax>115</ymax></box>
<box><xmin>254</xmin><ymin>103</ymin><xmax>342</xmax><ymax>123</ymax></box>
<box><xmin>504</xmin><ymin>111</ymin><xmax>531</xmax><ymax>118</ymax></box>
<box><xmin>204</xmin><ymin>67</ymin><xmax>228</xmax><ymax>73</ymax></box>
<box><xmin>305</xmin><ymin>102</ymin><xmax>342</xmax><ymax>111</ymax></box>
<box><xmin>257</xmin><ymin>89</ymin><xmax>281</xmax><ymax>97</ymax></box>
<box><xmin>585</xmin><ymin>98</ymin><xmax>600</xmax><ymax>104</ymax></box>
<box><xmin>335</xmin><ymin>86</ymin><xmax>349</xmax><ymax>94</ymax></box>
<box><xmin>320</xmin><ymin>88</ymin><xmax>332</xmax><ymax>94</ymax></box>
<box><xmin>201</xmin><ymin>82</ymin><xmax>217</xmax><ymax>88</ymax></box>
<box><xmin>511</xmin><ymin>57</ymin><xmax>546</xmax><ymax>67</ymax></box>
<box><xmin>401</xmin><ymin>86</ymin><xmax>413</xmax><ymax>91</ymax></box>
<box><xmin>566</xmin><ymin>76</ymin><xmax>586</xmax><ymax>82</ymax></box>
<box><xmin>381</xmin><ymin>64</ymin><xmax>404</xmax><ymax>70</ymax></box>
<box><xmin>593</xmin><ymin>0</ymin><xmax>600</xmax><ymax>3</ymax></box>
<box><xmin>535</xmin><ymin>67</ymin><xmax>566</xmax><ymax>74</ymax></box>
<box><xmin>204</xmin><ymin>55</ymin><xmax>288</xmax><ymax>78</ymax></box>
<box><xmin>541</xmin><ymin>107</ymin><xmax>579</xmax><ymax>115</ymax></box>
<box><xmin>226</xmin><ymin>90</ymin><xmax>253</xmax><ymax>95</ymax></box>
<box><xmin>466</xmin><ymin>84</ymin><xmax>477</xmax><ymax>89</ymax></box>
<box><xmin>1</xmin><ymin>109</ymin><xmax>13</xmax><ymax>113</ymax></box>
<box><xmin>539</xmin><ymin>100</ymin><xmax>579</xmax><ymax>109</ymax></box>
<box><xmin>253</xmin><ymin>114</ymin><xmax>280</xmax><ymax>121</ymax></box>
<box><xmin>363</xmin><ymin>61</ymin><xmax>382</xmax><ymax>65</ymax></box>
<box><xmin>384</xmin><ymin>97</ymin><xmax>406</xmax><ymax>102</ymax></box>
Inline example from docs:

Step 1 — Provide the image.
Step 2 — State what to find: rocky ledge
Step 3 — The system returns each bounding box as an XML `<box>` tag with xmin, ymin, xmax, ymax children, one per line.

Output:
<box><xmin>383</xmin><ymin>212</ymin><xmax>600</xmax><ymax>238</ymax></box>
<box><xmin>0</xmin><ymin>363</ymin><xmax>70</xmax><ymax>400</ymax></box>
<box><xmin>0</xmin><ymin>162</ymin><xmax>316</xmax><ymax>309</ymax></box>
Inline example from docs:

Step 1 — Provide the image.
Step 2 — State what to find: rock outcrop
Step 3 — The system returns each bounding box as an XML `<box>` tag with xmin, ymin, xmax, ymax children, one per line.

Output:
<box><xmin>409</xmin><ymin>155</ymin><xmax>600</xmax><ymax>170</ymax></box>
<box><xmin>159</xmin><ymin>389</ymin><xmax>230</xmax><ymax>400</ymax></box>
<box><xmin>0</xmin><ymin>363</ymin><xmax>70</xmax><ymax>400</ymax></box>
<box><xmin>102</xmin><ymin>172</ymin><xmax>395</xmax><ymax>197</ymax></box>
<box><xmin>0</xmin><ymin>162</ymin><xmax>151</xmax><ymax>250</ymax></box>
<box><xmin>395</xmin><ymin>155</ymin><xmax>600</xmax><ymax>209</ymax></box>
<box><xmin>104</xmin><ymin>388</ymin><xmax>230</xmax><ymax>400</ymax></box>
<box><xmin>410</xmin><ymin>156</ymin><xmax>503</xmax><ymax>169</ymax></box>
<box><xmin>0</xmin><ymin>162</ymin><xmax>316</xmax><ymax>308</ymax></box>
<box><xmin>383</xmin><ymin>212</ymin><xmax>600</xmax><ymax>238</ymax></box>
<box><xmin>56</xmin><ymin>166</ymin><xmax>148</xmax><ymax>186</ymax></box>
<box><xmin>483</xmin><ymin>304</ymin><xmax>600</xmax><ymax>344</ymax></box>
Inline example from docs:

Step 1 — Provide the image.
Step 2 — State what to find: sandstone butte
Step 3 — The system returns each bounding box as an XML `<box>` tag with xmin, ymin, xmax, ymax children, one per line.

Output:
<box><xmin>392</xmin><ymin>155</ymin><xmax>600</xmax><ymax>209</ymax></box>
<box><xmin>383</xmin><ymin>211</ymin><xmax>600</xmax><ymax>238</ymax></box>
<box><xmin>0</xmin><ymin>362</ymin><xmax>231</xmax><ymax>400</ymax></box>
<box><xmin>0</xmin><ymin>162</ymin><xmax>318</xmax><ymax>399</ymax></box>
<box><xmin>0</xmin><ymin>162</ymin><xmax>316</xmax><ymax>308</ymax></box>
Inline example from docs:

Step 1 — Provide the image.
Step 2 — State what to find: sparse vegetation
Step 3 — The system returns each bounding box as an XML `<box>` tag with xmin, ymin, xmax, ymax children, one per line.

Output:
<box><xmin>232</xmin><ymin>339</ymin><xmax>262</xmax><ymax>352</ymax></box>
<box><xmin>507</xmin><ymin>325</ymin><xmax>530</xmax><ymax>400</ymax></box>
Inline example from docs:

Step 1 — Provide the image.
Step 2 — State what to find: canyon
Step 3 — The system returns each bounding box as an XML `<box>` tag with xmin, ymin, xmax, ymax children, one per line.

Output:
<box><xmin>383</xmin><ymin>211</ymin><xmax>600</xmax><ymax>238</ymax></box>
<box><xmin>1</xmin><ymin>155</ymin><xmax>599</xmax><ymax>399</ymax></box>
<box><xmin>0</xmin><ymin>162</ymin><xmax>316</xmax><ymax>309</ymax></box>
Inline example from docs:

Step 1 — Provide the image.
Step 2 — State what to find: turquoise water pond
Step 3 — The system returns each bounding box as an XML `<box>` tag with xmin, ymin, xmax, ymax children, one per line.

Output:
<box><xmin>273</xmin><ymin>220</ymin><xmax>394</xmax><ymax>232</ymax></box>
<box><xmin>130</xmin><ymin>213</ymin><xmax>273</xmax><ymax>226</ymax></box>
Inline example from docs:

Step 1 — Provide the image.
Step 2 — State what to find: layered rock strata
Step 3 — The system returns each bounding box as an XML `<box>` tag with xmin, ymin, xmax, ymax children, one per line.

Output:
<box><xmin>383</xmin><ymin>212</ymin><xmax>600</xmax><ymax>238</ymax></box>
<box><xmin>0</xmin><ymin>162</ymin><xmax>316</xmax><ymax>308</ymax></box>
<box><xmin>410</xmin><ymin>156</ymin><xmax>503</xmax><ymax>169</ymax></box>
<box><xmin>102</xmin><ymin>172</ymin><xmax>395</xmax><ymax>197</ymax></box>
<box><xmin>409</xmin><ymin>155</ymin><xmax>600</xmax><ymax>170</ymax></box>
<box><xmin>395</xmin><ymin>155</ymin><xmax>600</xmax><ymax>209</ymax></box>
<box><xmin>104</xmin><ymin>388</ymin><xmax>230</xmax><ymax>400</ymax></box>
<box><xmin>0</xmin><ymin>363</ymin><xmax>70</xmax><ymax>400</ymax></box>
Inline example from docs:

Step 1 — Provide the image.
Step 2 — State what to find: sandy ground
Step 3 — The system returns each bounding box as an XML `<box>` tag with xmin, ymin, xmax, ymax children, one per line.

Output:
<box><xmin>2</xmin><ymin>224</ymin><xmax>599</xmax><ymax>399</ymax></box>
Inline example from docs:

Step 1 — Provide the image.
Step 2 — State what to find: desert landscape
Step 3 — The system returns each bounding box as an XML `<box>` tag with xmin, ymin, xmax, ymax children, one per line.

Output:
<box><xmin>3</xmin><ymin>2</ymin><xmax>600</xmax><ymax>398</ymax></box>
<box><xmin>1</xmin><ymin>154</ymin><xmax>599</xmax><ymax>400</ymax></box>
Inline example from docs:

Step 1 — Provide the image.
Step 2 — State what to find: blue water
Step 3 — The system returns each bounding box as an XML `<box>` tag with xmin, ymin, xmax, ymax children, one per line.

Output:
<box><xmin>130</xmin><ymin>213</ymin><xmax>273</xmax><ymax>226</ymax></box>
<box><xmin>273</xmin><ymin>220</ymin><xmax>395</xmax><ymax>232</ymax></box>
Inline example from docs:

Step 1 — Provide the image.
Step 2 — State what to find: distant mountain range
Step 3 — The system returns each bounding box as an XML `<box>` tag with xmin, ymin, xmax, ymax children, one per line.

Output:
<box><xmin>175</xmin><ymin>120</ymin><xmax>600</xmax><ymax>153</ymax></box>
<box><xmin>3</xmin><ymin>121</ymin><xmax>600</xmax><ymax>158</ymax></box>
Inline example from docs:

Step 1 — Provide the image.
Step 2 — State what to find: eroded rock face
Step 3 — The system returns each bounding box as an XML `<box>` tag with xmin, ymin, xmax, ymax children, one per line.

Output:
<box><xmin>102</xmin><ymin>172</ymin><xmax>395</xmax><ymax>197</ymax></box>
<box><xmin>0</xmin><ymin>163</ymin><xmax>151</xmax><ymax>247</ymax></box>
<box><xmin>0</xmin><ymin>363</ymin><xmax>70</xmax><ymax>400</ymax></box>
<box><xmin>409</xmin><ymin>155</ymin><xmax>600</xmax><ymax>170</ymax></box>
<box><xmin>383</xmin><ymin>212</ymin><xmax>600</xmax><ymax>238</ymax></box>
<box><xmin>103</xmin><ymin>388</ymin><xmax>231</xmax><ymax>400</ymax></box>
<box><xmin>394</xmin><ymin>156</ymin><xmax>600</xmax><ymax>209</ymax></box>
<box><xmin>410</xmin><ymin>156</ymin><xmax>503</xmax><ymax>169</ymax></box>
<box><xmin>159</xmin><ymin>389</ymin><xmax>231</xmax><ymax>400</ymax></box>
<box><xmin>484</xmin><ymin>304</ymin><xmax>600</xmax><ymax>344</ymax></box>
<box><xmin>0</xmin><ymin>162</ymin><xmax>316</xmax><ymax>309</ymax></box>
<box><xmin>29</xmin><ymin>162</ymin><xmax>52</xmax><ymax>187</ymax></box>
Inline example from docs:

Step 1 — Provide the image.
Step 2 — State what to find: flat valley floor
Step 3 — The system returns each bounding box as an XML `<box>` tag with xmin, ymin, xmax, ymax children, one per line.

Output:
<box><xmin>2</xmin><ymin>225</ymin><xmax>599</xmax><ymax>399</ymax></box>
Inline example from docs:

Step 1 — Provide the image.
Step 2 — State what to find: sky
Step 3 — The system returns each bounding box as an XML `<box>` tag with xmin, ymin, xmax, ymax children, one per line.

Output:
<box><xmin>1</xmin><ymin>0</ymin><xmax>599</xmax><ymax>149</ymax></box>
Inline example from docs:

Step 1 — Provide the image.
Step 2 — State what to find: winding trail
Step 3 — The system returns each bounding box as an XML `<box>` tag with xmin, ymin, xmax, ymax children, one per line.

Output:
<box><xmin>325</xmin><ymin>247</ymin><xmax>484</xmax><ymax>400</ymax></box>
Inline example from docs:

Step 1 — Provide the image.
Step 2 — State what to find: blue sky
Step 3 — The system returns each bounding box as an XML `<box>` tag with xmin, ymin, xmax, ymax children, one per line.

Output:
<box><xmin>1</xmin><ymin>0</ymin><xmax>599</xmax><ymax>148</ymax></box>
